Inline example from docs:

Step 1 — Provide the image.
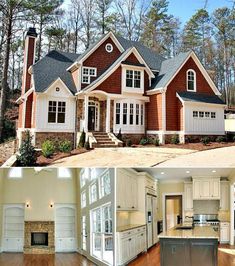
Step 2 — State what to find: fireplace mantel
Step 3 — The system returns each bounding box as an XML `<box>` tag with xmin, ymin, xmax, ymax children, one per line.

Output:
<box><xmin>24</xmin><ymin>221</ymin><xmax>55</xmax><ymax>254</ymax></box>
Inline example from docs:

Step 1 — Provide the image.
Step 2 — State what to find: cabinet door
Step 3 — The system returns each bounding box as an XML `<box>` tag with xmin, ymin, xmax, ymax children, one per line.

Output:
<box><xmin>184</xmin><ymin>183</ymin><xmax>193</xmax><ymax>210</ymax></box>
<box><xmin>220</xmin><ymin>182</ymin><xmax>229</xmax><ymax>211</ymax></box>
<box><xmin>116</xmin><ymin>171</ymin><xmax>126</xmax><ymax>209</ymax></box>
<box><xmin>120</xmin><ymin>238</ymin><xmax>131</xmax><ymax>264</ymax></box>
<box><xmin>193</xmin><ymin>180</ymin><xmax>201</xmax><ymax>199</ymax></box>
<box><xmin>130</xmin><ymin>175</ymin><xmax>138</xmax><ymax>209</ymax></box>
<box><xmin>220</xmin><ymin>225</ymin><xmax>230</xmax><ymax>243</ymax></box>
<box><xmin>129</xmin><ymin>236</ymin><xmax>136</xmax><ymax>259</ymax></box>
<box><xmin>201</xmin><ymin>180</ymin><xmax>210</xmax><ymax>198</ymax></box>
<box><xmin>210</xmin><ymin>179</ymin><xmax>220</xmax><ymax>198</ymax></box>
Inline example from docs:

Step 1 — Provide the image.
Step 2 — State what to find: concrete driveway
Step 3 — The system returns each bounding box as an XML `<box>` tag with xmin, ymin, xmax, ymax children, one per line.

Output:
<box><xmin>158</xmin><ymin>146</ymin><xmax>235</xmax><ymax>167</ymax></box>
<box><xmin>52</xmin><ymin>147</ymin><xmax>196</xmax><ymax>167</ymax></box>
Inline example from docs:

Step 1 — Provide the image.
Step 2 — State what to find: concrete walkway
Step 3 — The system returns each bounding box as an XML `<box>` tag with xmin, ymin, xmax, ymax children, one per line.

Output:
<box><xmin>52</xmin><ymin>147</ymin><xmax>195</xmax><ymax>167</ymax></box>
<box><xmin>158</xmin><ymin>146</ymin><xmax>235</xmax><ymax>167</ymax></box>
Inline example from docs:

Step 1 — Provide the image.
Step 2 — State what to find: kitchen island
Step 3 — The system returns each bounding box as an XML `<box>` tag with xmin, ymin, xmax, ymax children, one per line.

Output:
<box><xmin>159</xmin><ymin>225</ymin><xmax>219</xmax><ymax>266</ymax></box>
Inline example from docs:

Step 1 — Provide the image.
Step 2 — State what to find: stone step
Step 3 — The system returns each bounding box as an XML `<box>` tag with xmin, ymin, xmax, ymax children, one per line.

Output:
<box><xmin>96</xmin><ymin>141</ymin><xmax>116</xmax><ymax>144</ymax></box>
<box><xmin>95</xmin><ymin>137</ymin><xmax>111</xmax><ymax>141</ymax></box>
<box><xmin>94</xmin><ymin>144</ymin><xmax>118</xmax><ymax>148</ymax></box>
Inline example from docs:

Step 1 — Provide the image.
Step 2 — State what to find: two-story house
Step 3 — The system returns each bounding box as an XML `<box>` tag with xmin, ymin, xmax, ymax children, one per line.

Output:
<box><xmin>16</xmin><ymin>27</ymin><xmax>225</xmax><ymax>148</ymax></box>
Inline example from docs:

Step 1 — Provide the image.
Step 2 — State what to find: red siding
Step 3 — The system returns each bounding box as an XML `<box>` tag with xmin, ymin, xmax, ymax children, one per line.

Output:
<box><xmin>166</xmin><ymin>57</ymin><xmax>215</xmax><ymax>131</ymax></box>
<box><xmin>147</xmin><ymin>93</ymin><xmax>162</xmax><ymax>130</ymax></box>
<box><xmin>24</xmin><ymin>92</ymin><xmax>33</xmax><ymax>128</ymax></box>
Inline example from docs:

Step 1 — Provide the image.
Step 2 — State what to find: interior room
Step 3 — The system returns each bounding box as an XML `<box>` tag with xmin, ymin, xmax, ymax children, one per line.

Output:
<box><xmin>0</xmin><ymin>167</ymin><xmax>114</xmax><ymax>266</ymax></box>
<box><xmin>116</xmin><ymin>168</ymin><xmax>235</xmax><ymax>266</ymax></box>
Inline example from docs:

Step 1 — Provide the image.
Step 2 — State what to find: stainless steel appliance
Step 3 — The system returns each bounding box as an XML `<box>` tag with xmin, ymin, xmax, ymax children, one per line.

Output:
<box><xmin>146</xmin><ymin>190</ymin><xmax>158</xmax><ymax>249</ymax></box>
<box><xmin>193</xmin><ymin>214</ymin><xmax>220</xmax><ymax>232</ymax></box>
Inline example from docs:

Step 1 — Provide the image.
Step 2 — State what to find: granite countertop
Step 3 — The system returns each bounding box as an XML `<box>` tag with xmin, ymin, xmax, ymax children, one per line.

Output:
<box><xmin>159</xmin><ymin>225</ymin><xmax>219</xmax><ymax>239</ymax></box>
<box><xmin>117</xmin><ymin>224</ymin><xmax>146</xmax><ymax>232</ymax></box>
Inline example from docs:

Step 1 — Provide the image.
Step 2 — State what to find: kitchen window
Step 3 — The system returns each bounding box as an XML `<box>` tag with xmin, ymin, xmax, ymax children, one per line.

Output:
<box><xmin>81</xmin><ymin>191</ymin><xmax>86</xmax><ymax>208</ymax></box>
<box><xmin>100</xmin><ymin>171</ymin><xmax>111</xmax><ymax>198</ymax></box>
<box><xmin>187</xmin><ymin>69</ymin><xmax>196</xmax><ymax>91</ymax></box>
<box><xmin>126</xmin><ymin>70</ymin><xmax>141</xmax><ymax>88</ymax></box>
<box><xmin>123</xmin><ymin>103</ymin><xmax>127</xmax><ymax>125</ymax></box>
<box><xmin>90</xmin><ymin>183</ymin><xmax>98</xmax><ymax>204</ymax></box>
<box><xmin>90</xmin><ymin>168</ymin><xmax>97</xmax><ymax>180</ymax></box>
<box><xmin>82</xmin><ymin>67</ymin><xmax>97</xmax><ymax>84</ymax></box>
<box><xmin>48</xmin><ymin>100</ymin><xmax>66</xmax><ymax>123</ymax></box>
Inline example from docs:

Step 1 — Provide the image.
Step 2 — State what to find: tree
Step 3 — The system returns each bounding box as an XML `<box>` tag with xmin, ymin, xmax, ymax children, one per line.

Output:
<box><xmin>95</xmin><ymin>0</ymin><xmax>113</xmax><ymax>35</ymax></box>
<box><xmin>25</xmin><ymin>0</ymin><xmax>63</xmax><ymax>60</ymax></box>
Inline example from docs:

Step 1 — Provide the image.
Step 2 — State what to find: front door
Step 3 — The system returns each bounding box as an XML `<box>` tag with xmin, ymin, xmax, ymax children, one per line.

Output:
<box><xmin>88</xmin><ymin>106</ymin><xmax>96</xmax><ymax>131</ymax></box>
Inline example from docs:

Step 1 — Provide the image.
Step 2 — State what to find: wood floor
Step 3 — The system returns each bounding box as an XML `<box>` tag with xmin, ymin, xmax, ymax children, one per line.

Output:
<box><xmin>129</xmin><ymin>244</ymin><xmax>235</xmax><ymax>266</ymax></box>
<box><xmin>0</xmin><ymin>253</ymin><xmax>96</xmax><ymax>266</ymax></box>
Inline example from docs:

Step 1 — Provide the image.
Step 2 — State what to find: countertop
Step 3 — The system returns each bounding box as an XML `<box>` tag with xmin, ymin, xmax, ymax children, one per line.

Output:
<box><xmin>117</xmin><ymin>224</ymin><xmax>146</xmax><ymax>232</ymax></box>
<box><xmin>159</xmin><ymin>225</ymin><xmax>219</xmax><ymax>239</ymax></box>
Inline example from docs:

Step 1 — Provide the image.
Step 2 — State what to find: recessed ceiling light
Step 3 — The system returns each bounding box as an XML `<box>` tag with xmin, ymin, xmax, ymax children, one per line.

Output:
<box><xmin>186</xmin><ymin>171</ymin><xmax>190</xmax><ymax>174</ymax></box>
<box><xmin>161</xmin><ymin>172</ymin><xmax>165</xmax><ymax>175</ymax></box>
<box><xmin>212</xmin><ymin>170</ymin><xmax>216</xmax><ymax>173</ymax></box>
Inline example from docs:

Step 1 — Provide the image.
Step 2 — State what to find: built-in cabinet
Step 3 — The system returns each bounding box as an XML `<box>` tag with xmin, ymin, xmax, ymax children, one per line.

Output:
<box><xmin>220</xmin><ymin>222</ymin><xmax>230</xmax><ymax>243</ymax></box>
<box><xmin>3</xmin><ymin>205</ymin><xmax>24</xmax><ymax>252</ymax></box>
<box><xmin>220</xmin><ymin>181</ymin><xmax>229</xmax><ymax>211</ymax></box>
<box><xmin>193</xmin><ymin>177</ymin><xmax>220</xmax><ymax>200</ymax></box>
<box><xmin>117</xmin><ymin>226</ymin><xmax>146</xmax><ymax>265</ymax></box>
<box><xmin>184</xmin><ymin>182</ymin><xmax>193</xmax><ymax>211</ymax></box>
<box><xmin>55</xmin><ymin>205</ymin><xmax>77</xmax><ymax>252</ymax></box>
<box><xmin>116</xmin><ymin>169</ymin><xmax>138</xmax><ymax>211</ymax></box>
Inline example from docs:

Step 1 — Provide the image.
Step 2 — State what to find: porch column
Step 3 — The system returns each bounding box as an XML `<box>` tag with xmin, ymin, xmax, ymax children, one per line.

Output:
<box><xmin>84</xmin><ymin>95</ymin><xmax>89</xmax><ymax>132</ymax></box>
<box><xmin>106</xmin><ymin>97</ymin><xmax>111</xmax><ymax>133</ymax></box>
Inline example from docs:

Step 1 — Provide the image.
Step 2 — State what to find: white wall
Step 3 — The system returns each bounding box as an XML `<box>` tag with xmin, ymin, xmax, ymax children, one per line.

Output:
<box><xmin>35</xmin><ymin>79</ymin><xmax>76</xmax><ymax>132</ymax></box>
<box><xmin>184</xmin><ymin>103</ymin><xmax>225</xmax><ymax>134</ymax></box>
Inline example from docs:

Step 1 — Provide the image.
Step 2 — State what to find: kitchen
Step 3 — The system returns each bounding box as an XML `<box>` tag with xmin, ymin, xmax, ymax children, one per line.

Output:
<box><xmin>116</xmin><ymin>168</ymin><xmax>235</xmax><ymax>266</ymax></box>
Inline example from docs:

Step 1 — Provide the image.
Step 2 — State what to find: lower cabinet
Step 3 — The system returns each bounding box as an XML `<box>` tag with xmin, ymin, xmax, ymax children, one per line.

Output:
<box><xmin>3</xmin><ymin>238</ymin><xmax>23</xmax><ymax>252</ymax></box>
<box><xmin>117</xmin><ymin>226</ymin><xmax>146</xmax><ymax>265</ymax></box>
<box><xmin>220</xmin><ymin>222</ymin><xmax>230</xmax><ymax>243</ymax></box>
<box><xmin>55</xmin><ymin>238</ymin><xmax>76</xmax><ymax>252</ymax></box>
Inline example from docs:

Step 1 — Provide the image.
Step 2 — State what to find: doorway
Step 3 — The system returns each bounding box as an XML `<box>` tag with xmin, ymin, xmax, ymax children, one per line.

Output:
<box><xmin>88</xmin><ymin>106</ymin><xmax>96</xmax><ymax>131</ymax></box>
<box><xmin>165</xmin><ymin>195</ymin><xmax>183</xmax><ymax>230</ymax></box>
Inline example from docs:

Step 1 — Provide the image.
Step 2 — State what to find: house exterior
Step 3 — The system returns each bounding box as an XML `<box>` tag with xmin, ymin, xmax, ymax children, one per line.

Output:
<box><xmin>17</xmin><ymin>27</ymin><xmax>225</xmax><ymax>148</ymax></box>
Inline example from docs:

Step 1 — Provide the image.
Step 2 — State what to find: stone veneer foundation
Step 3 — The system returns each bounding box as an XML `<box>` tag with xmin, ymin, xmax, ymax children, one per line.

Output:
<box><xmin>24</xmin><ymin>221</ymin><xmax>55</xmax><ymax>254</ymax></box>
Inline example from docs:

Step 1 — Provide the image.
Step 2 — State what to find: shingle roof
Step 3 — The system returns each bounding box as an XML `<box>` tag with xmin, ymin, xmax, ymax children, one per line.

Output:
<box><xmin>115</xmin><ymin>35</ymin><xmax>165</xmax><ymax>71</ymax></box>
<box><xmin>150</xmin><ymin>51</ymin><xmax>191</xmax><ymax>90</ymax></box>
<box><xmin>177</xmin><ymin>91</ymin><xmax>225</xmax><ymax>105</ymax></box>
<box><xmin>33</xmin><ymin>50</ymin><xmax>79</xmax><ymax>94</ymax></box>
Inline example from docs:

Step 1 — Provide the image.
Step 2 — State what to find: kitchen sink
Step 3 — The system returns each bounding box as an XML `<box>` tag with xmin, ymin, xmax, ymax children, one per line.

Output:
<box><xmin>175</xmin><ymin>226</ymin><xmax>194</xmax><ymax>230</ymax></box>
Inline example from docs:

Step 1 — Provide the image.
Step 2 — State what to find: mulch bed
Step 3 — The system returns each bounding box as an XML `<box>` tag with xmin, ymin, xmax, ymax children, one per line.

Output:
<box><xmin>131</xmin><ymin>142</ymin><xmax>235</xmax><ymax>151</ymax></box>
<box><xmin>36</xmin><ymin>148</ymin><xmax>89</xmax><ymax>166</ymax></box>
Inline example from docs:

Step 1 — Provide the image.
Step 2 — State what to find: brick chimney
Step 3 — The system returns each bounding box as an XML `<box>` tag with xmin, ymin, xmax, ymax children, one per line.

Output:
<box><xmin>21</xmin><ymin>27</ymin><xmax>37</xmax><ymax>95</ymax></box>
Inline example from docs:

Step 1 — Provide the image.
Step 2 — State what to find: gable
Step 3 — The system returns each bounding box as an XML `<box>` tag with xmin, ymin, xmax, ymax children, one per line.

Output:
<box><xmin>44</xmin><ymin>78</ymin><xmax>74</xmax><ymax>98</ymax></box>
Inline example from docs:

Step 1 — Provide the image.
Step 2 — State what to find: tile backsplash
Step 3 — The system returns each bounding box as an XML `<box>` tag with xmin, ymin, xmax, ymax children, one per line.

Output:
<box><xmin>193</xmin><ymin>200</ymin><xmax>220</xmax><ymax>214</ymax></box>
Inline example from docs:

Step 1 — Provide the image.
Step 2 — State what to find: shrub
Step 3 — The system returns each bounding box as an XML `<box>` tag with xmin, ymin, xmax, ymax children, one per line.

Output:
<box><xmin>171</xmin><ymin>134</ymin><xmax>179</xmax><ymax>144</ymax></box>
<box><xmin>2</xmin><ymin>119</ymin><xmax>16</xmax><ymax>142</ymax></box>
<box><xmin>16</xmin><ymin>130</ymin><xmax>36</xmax><ymax>166</ymax></box>
<box><xmin>216</xmin><ymin>136</ymin><xmax>226</xmax><ymax>143</ymax></box>
<box><xmin>84</xmin><ymin>141</ymin><xmax>90</xmax><ymax>150</ymax></box>
<box><xmin>139</xmin><ymin>138</ymin><xmax>149</xmax><ymax>145</ymax></box>
<box><xmin>154</xmin><ymin>137</ymin><xmax>160</xmax><ymax>146</ymax></box>
<box><xmin>116</xmin><ymin>129</ymin><xmax>122</xmax><ymax>141</ymax></box>
<box><xmin>78</xmin><ymin>129</ymin><xmax>86</xmax><ymax>148</ymax></box>
<box><xmin>201</xmin><ymin>136</ymin><xmax>210</xmax><ymax>145</ymax></box>
<box><xmin>126</xmin><ymin>139</ymin><xmax>132</xmax><ymax>147</ymax></box>
<box><xmin>42</xmin><ymin>140</ymin><xmax>56</xmax><ymax>158</ymax></box>
<box><xmin>58</xmin><ymin>140</ymin><xmax>72</xmax><ymax>153</ymax></box>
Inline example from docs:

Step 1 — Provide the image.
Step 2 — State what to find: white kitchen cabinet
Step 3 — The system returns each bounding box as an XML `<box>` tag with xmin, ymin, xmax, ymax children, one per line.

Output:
<box><xmin>220</xmin><ymin>222</ymin><xmax>230</xmax><ymax>243</ymax></box>
<box><xmin>116</xmin><ymin>169</ymin><xmax>138</xmax><ymax>211</ymax></box>
<box><xmin>193</xmin><ymin>177</ymin><xmax>220</xmax><ymax>200</ymax></box>
<box><xmin>220</xmin><ymin>181</ymin><xmax>229</xmax><ymax>211</ymax></box>
<box><xmin>117</xmin><ymin>226</ymin><xmax>146</xmax><ymax>265</ymax></box>
<box><xmin>184</xmin><ymin>182</ymin><xmax>193</xmax><ymax>211</ymax></box>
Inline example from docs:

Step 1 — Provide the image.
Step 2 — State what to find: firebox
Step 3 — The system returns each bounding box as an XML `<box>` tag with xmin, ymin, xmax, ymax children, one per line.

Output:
<box><xmin>31</xmin><ymin>232</ymin><xmax>48</xmax><ymax>246</ymax></box>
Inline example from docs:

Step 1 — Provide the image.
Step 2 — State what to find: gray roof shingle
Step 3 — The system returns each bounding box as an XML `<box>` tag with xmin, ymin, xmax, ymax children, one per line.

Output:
<box><xmin>177</xmin><ymin>91</ymin><xmax>225</xmax><ymax>105</ymax></box>
<box><xmin>33</xmin><ymin>50</ymin><xmax>79</xmax><ymax>94</ymax></box>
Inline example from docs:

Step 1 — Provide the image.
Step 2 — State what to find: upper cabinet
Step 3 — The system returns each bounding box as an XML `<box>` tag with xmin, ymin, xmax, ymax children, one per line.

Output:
<box><xmin>116</xmin><ymin>169</ymin><xmax>138</xmax><ymax>211</ymax></box>
<box><xmin>220</xmin><ymin>181</ymin><xmax>230</xmax><ymax>211</ymax></box>
<box><xmin>193</xmin><ymin>177</ymin><xmax>220</xmax><ymax>200</ymax></box>
<box><xmin>184</xmin><ymin>182</ymin><xmax>193</xmax><ymax>211</ymax></box>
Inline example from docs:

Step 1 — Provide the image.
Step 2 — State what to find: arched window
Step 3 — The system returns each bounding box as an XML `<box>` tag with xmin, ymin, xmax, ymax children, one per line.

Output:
<box><xmin>187</xmin><ymin>69</ymin><xmax>196</xmax><ymax>91</ymax></box>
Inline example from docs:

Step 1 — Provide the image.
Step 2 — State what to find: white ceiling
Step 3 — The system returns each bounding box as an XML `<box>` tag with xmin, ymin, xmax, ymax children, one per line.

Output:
<box><xmin>134</xmin><ymin>168</ymin><xmax>235</xmax><ymax>180</ymax></box>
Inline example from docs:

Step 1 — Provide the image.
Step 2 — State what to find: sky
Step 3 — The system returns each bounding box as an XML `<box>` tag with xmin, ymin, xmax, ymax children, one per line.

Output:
<box><xmin>63</xmin><ymin>0</ymin><xmax>234</xmax><ymax>24</ymax></box>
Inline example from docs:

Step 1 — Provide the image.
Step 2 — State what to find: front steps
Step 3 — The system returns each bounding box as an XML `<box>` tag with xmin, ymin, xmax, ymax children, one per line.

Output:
<box><xmin>92</xmin><ymin>132</ymin><xmax>123</xmax><ymax>148</ymax></box>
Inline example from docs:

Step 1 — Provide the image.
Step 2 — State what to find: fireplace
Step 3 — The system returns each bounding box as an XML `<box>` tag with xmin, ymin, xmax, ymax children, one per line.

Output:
<box><xmin>31</xmin><ymin>232</ymin><xmax>48</xmax><ymax>246</ymax></box>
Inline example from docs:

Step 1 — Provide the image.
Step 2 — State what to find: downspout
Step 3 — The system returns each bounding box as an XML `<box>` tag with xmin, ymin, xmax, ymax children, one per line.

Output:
<box><xmin>74</xmin><ymin>97</ymin><xmax>78</xmax><ymax>149</ymax></box>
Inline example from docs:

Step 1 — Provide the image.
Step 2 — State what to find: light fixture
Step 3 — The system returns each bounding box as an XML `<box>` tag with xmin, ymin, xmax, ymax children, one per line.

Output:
<box><xmin>186</xmin><ymin>171</ymin><xmax>190</xmax><ymax>174</ymax></box>
<box><xmin>212</xmin><ymin>170</ymin><xmax>216</xmax><ymax>173</ymax></box>
<box><xmin>161</xmin><ymin>172</ymin><xmax>165</xmax><ymax>175</ymax></box>
<box><xmin>50</xmin><ymin>202</ymin><xmax>54</xmax><ymax>208</ymax></box>
<box><xmin>26</xmin><ymin>202</ymin><xmax>30</xmax><ymax>208</ymax></box>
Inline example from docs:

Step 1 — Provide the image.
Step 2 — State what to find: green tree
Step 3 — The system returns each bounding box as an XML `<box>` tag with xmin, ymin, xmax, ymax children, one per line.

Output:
<box><xmin>95</xmin><ymin>0</ymin><xmax>113</xmax><ymax>35</ymax></box>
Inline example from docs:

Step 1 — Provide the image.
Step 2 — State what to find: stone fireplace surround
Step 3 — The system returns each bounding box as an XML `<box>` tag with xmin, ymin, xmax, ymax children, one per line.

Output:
<box><xmin>24</xmin><ymin>221</ymin><xmax>55</xmax><ymax>254</ymax></box>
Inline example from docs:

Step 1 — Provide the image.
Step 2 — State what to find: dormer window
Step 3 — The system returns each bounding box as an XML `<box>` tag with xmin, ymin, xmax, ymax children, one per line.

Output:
<box><xmin>82</xmin><ymin>67</ymin><xmax>97</xmax><ymax>84</ymax></box>
<box><xmin>126</xmin><ymin>70</ymin><xmax>141</xmax><ymax>88</ymax></box>
<box><xmin>187</xmin><ymin>69</ymin><xmax>196</xmax><ymax>91</ymax></box>
<box><xmin>105</xmin><ymin>43</ymin><xmax>113</xmax><ymax>53</ymax></box>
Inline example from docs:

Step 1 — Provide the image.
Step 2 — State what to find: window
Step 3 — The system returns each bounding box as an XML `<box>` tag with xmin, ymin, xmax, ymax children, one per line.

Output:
<box><xmin>48</xmin><ymin>101</ymin><xmax>66</xmax><ymax>124</ymax></box>
<box><xmin>123</xmin><ymin>103</ymin><xmax>127</xmax><ymax>124</ymax></box>
<box><xmin>211</xmin><ymin>112</ymin><xmax>216</xmax><ymax>119</ymax></box>
<box><xmin>82</xmin><ymin>216</ymin><xmax>87</xmax><ymax>250</ymax></box>
<box><xmin>130</xmin><ymin>104</ymin><xmax>134</xmax><ymax>125</ymax></box>
<box><xmin>90</xmin><ymin>168</ymin><xmax>97</xmax><ymax>180</ymax></box>
<box><xmin>105</xmin><ymin>43</ymin><xmax>113</xmax><ymax>53</ymax></box>
<box><xmin>193</xmin><ymin>111</ymin><xmax>198</xmax><ymax>118</ymax></box>
<box><xmin>126</xmin><ymin>70</ymin><xmax>141</xmax><ymax>89</ymax></box>
<box><xmin>100</xmin><ymin>171</ymin><xmax>111</xmax><ymax>198</ymax></box>
<box><xmin>141</xmin><ymin>104</ymin><xmax>144</xmax><ymax>125</ymax></box>
<box><xmin>58</xmin><ymin>168</ymin><xmax>71</xmax><ymax>178</ymax></box>
<box><xmin>80</xmin><ymin>169</ymin><xmax>88</xmax><ymax>188</ymax></box>
<box><xmin>116</xmin><ymin>103</ymin><xmax>120</xmax><ymax>124</ymax></box>
<box><xmin>8</xmin><ymin>168</ymin><xmax>22</xmax><ymax>178</ymax></box>
<box><xmin>81</xmin><ymin>191</ymin><xmax>86</xmax><ymax>208</ymax></box>
<box><xmin>205</xmin><ymin>111</ymin><xmax>210</xmax><ymax>118</ymax></box>
<box><xmin>136</xmin><ymin>104</ymin><xmax>139</xmax><ymax>125</ymax></box>
<box><xmin>199</xmin><ymin>111</ymin><xmax>204</xmax><ymax>118</ymax></box>
<box><xmin>90</xmin><ymin>183</ymin><xmax>98</xmax><ymax>203</ymax></box>
<box><xmin>82</xmin><ymin>67</ymin><xmax>97</xmax><ymax>84</ymax></box>
<box><xmin>187</xmin><ymin>70</ymin><xmax>196</xmax><ymax>91</ymax></box>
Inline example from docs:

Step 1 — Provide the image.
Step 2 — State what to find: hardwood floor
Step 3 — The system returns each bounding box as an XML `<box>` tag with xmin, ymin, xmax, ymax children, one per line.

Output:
<box><xmin>128</xmin><ymin>243</ymin><xmax>235</xmax><ymax>266</ymax></box>
<box><xmin>0</xmin><ymin>253</ymin><xmax>96</xmax><ymax>266</ymax></box>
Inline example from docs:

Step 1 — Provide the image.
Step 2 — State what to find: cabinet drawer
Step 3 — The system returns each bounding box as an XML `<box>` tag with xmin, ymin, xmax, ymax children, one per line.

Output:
<box><xmin>136</xmin><ymin>226</ymin><xmax>146</xmax><ymax>233</ymax></box>
<box><xmin>119</xmin><ymin>229</ymin><xmax>136</xmax><ymax>238</ymax></box>
<box><xmin>145</xmin><ymin>178</ymin><xmax>155</xmax><ymax>189</ymax></box>
<box><xmin>220</xmin><ymin>222</ymin><xmax>229</xmax><ymax>227</ymax></box>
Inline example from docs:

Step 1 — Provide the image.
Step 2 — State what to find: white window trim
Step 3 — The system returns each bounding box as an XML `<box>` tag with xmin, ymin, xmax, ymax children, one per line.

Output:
<box><xmin>82</xmin><ymin>67</ymin><xmax>97</xmax><ymax>84</ymax></box>
<box><xmin>187</xmin><ymin>69</ymin><xmax>196</xmax><ymax>92</ymax></box>
<box><xmin>47</xmin><ymin>100</ymin><xmax>66</xmax><ymax>124</ymax></box>
<box><xmin>105</xmin><ymin>43</ymin><xmax>113</xmax><ymax>53</ymax></box>
<box><xmin>192</xmin><ymin>110</ymin><xmax>217</xmax><ymax>120</ymax></box>
<box><xmin>122</xmin><ymin>66</ymin><xmax>144</xmax><ymax>94</ymax></box>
